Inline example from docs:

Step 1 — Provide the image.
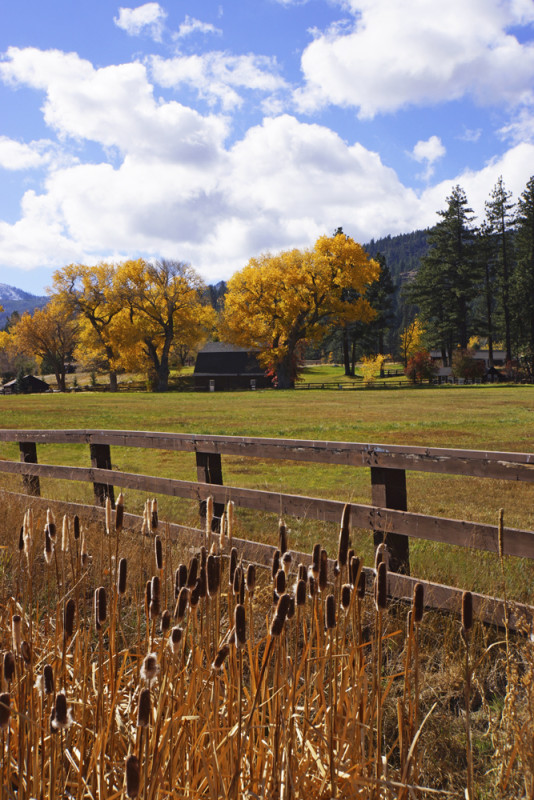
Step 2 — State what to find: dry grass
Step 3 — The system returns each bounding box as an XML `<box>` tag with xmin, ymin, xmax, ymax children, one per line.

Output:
<box><xmin>0</xmin><ymin>492</ymin><xmax>533</xmax><ymax>799</ymax></box>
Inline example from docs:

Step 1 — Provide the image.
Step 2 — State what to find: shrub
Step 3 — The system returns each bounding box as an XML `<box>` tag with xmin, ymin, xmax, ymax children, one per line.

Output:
<box><xmin>404</xmin><ymin>349</ymin><xmax>437</xmax><ymax>383</ymax></box>
<box><xmin>451</xmin><ymin>349</ymin><xmax>485</xmax><ymax>381</ymax></box>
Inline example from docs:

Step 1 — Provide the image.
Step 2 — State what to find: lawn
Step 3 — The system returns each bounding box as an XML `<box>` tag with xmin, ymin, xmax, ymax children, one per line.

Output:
<box><xmin>1</xmin><ymin>382</ymin><xmax>534</xmax><ymax>599</ymax></box>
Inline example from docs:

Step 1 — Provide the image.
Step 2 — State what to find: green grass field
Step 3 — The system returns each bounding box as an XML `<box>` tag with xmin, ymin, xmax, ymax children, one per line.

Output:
<box><xmin>1</xmin><ymin>381</ymin><xmax>534</xmax><ymax>600</ymax></box>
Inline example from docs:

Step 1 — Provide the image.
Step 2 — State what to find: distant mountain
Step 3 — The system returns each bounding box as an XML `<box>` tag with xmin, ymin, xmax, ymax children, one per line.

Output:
<box><xmin>364</xmin><ymin>230</ymin><xmax>429</xmax><ymax>284</ymax></box>
<box><xmin>0</xmin><ymin>284</ymin><xmax>49</xmax><ymax>328</ymax></box>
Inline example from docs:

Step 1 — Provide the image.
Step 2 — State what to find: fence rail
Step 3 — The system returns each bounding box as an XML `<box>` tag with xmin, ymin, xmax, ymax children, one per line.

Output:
<box><xmin>0</xmin><ymin>428</ymin><xmax>533</xmax><ymax>627</ymax></box>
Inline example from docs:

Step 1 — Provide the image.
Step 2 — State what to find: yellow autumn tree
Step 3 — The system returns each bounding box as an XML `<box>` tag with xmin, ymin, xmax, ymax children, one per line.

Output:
<box><xmin>400</xmin><ymin>317</ymin><xmax>425</xmax><ymax>366</ymax></box>
<box><xmin>10</xmin><ymin>298</ymin><xmax>77</xmax><ymax>391</ymax></box>
<box><xmin>221</xmin><ymin>233</ymin><xmax>380</xmax><ymax>388</ymax></box>
<box><xmin>51</xmin><ymin>262</ymin><xmax>124</xmax><ymax>391</ymax></box>
<box><xmin>114</xmin><ymin>259</ymin><xmax>215</xmax><ymax>391</ymax></box>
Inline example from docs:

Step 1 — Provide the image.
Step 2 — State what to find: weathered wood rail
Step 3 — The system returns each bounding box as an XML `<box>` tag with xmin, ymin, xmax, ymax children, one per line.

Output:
<box><xmin>1</xmin><ymin>428</ymin><xmax>533</xmax><ymax>628</ymax></box>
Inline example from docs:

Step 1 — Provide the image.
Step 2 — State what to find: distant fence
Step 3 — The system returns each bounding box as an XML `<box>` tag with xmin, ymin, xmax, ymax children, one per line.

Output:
<box><xmin>1</xmin><ymin>428</ymin><xmax>533</xmax><ymax>629</ymax></box>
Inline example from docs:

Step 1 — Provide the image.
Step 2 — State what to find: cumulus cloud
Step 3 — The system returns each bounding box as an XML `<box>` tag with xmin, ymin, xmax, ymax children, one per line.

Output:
<box><xmin>0</xmin><ymin>137</ymin><xmax>53</xmax><ymax>170</ymax></box>
<box><xmin>114</xmin><ymin>3</ymin><xmax>167</xmax><ymax>41</ymax></box>
<box><xmin>294</xmin><ymin>0</ymin><xmax>534</xmax><ymax>117</ymax></box>
<box><xmin>410</xmin><ymin>135</ymin><xmax>446</xmax><ymax>180</ymax></box>
<box><xmin>175</xmin><ymin>16</ymin><xmax>222</xmax><ymax>39</ymax></box>
<box><xmin>150</xmin><ymin>52</ymin><xmax>287</xmax><ymax>111</ymax></box>
<box><xmin>499</xmin><ymin>108</ymin><xmax>534</xmax><ymax>144</ymax></box>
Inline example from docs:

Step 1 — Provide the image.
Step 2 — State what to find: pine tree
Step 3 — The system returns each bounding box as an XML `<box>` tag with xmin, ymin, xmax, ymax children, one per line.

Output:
<box><xmin>485</xmin><ymin>176</ymin><xmax>516</xmax><ymax>363</ymax></box>
<box><xmin>512</xmin><ymin>175</ymin><xmax>534</xmax><ymax>375</ymax></box>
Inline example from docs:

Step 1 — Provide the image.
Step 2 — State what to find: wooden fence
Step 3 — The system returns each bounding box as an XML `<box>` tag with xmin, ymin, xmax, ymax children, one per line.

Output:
<box><xmin>1</xmin><ymin>428</ymin><xmax>534</xmax><ymax>629</ymax></box>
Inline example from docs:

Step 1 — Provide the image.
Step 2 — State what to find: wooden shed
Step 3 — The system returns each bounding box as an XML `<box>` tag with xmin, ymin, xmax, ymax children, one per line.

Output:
<box><xmin>194</xmin><ymin>343</ymin><xmax>271</xmax><ymax>391</ymax></box>
<box><xmin>2</xmin><ymin>375</ymin><xmax>50</xmax><ymax>394</ymax></box>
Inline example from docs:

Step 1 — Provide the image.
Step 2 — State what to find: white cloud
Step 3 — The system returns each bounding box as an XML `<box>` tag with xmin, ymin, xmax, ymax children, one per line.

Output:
<box><xmin>175</xmin><ymin>16</ymin><xmax>222</xmax><ymax>39</ymax></box>
<box><xmin>150</xmin><ymin>52</ymin><xmax>287</xmax><ymax>111</ymax></box>
<box><xmin>0</xmin><ymin>137</ymin><xmax>53</xmax><ymax>170</ymax></box>
<box><xmin>114</xmin><ymin>3</ymin><xmax>167</xmax><ymax>41</ymax></box>
<box><xmin>410</xmin><ymin>135</ymin><xmax>446</xmax><ymax>180</ymax></box>
<box><xmin>294</xmin><ymin>0</ymin><xmax>534</xmax><ymax>117</ymax></box>
<box><xmin>499</xmin><ymin>108</ymin><xmax>534</xmax><ymax>144</ymax></box>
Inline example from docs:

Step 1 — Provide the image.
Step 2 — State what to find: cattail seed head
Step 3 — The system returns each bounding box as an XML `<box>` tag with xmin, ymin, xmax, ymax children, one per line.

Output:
<box><xmin>287</xmin><ymin>596</ymin><xmax>295</xmax><ymax>620</ymax></box>
<box><xmin>105</xmin><ymin>495</ymin><xmax>112</xmax><ymax>535</ymax></box>
<box><xmin>73</xmin><ymin>514</ymin><xmax>80</xmax><ymax>540</ymax></box>
<box><xmin>296</xmin><ymin>579</ymin><xmax>307</xmax><ymax>607</ymax></box>
<box><xmin>187</xmin><ymin>556</ymin><xmax>198</xmax><ymax>588</ymax></box>
<box><xmin>176</xmin><ymin>564</ymin><xmax>188</xmax><ymax>595</ymax></box>
<box><xmin>145</xmin><ymin>580</ymin><xmax>151</xmax><ymax>614</ymax></box>
<box><xmin>233</xmin><ymin>564</ymin><xmax>243</xmax><ymax>597</ymax></box>
<box><xmin>3</xmin><ymin>652</ymin><xmax>15</xmax><ymax>683</ymax></box>
<box><xmin>333</xmin><ymin>560</ymin><xmax>340</xmax><ymax>578</ymax></box>
<box><xmin>462</xmin><ymin>591</ymin><xmax>473</xmax><ymax>633</ymax></box>
<box><xmin>298</xmin><ymin>563</ymin><xmax>307</xmax><ymax>582</ymax></box>
<box><xmin>312</xmin><ymin>543</ymin><xmax>321</xmax><ymax>577</ymax></box>
<box><xmin>229</xmin><ymin>546</ymin><xmax>238</xmax><ymax>586</ymax></box>
<box><xmin>151</xmin><ymin>498</ymin><xmax>158</xmax><ymax>531</ymax></box>
<box><xmin>212</xmin><ymin>644</ymin><xmax>230</xmax><ymax>671</ymax></box>
<box><xmin>319</xmin><ymin>549</ymin><xmax>328</xmax><ymax>592</ymax></box>
<box><xmin>338</xmin><ymin>503</ymin><xmax>351</xmax><ymax>567</ymax></box>
<box><xmin>235</xmin><ymin>604</ymin><xmax>246</xmax><ymax>649</ymax></box>
<box><xmin>21</xmin><ymin>641</ymin><xmax>31</xmax><ymax>664</ymax></box>
<box><xmin>375</xmin><ymin>543</ymin><xmax>389</xmax><ymax>571</ymax></box>
<box><xmin>51</xmin><ymin>691</ymin><xmax>72</xmax><ymax>732</ymax></box>
<box><xmin>271</xmin><ymin>549</ymin><xmax>280</xmax><ymax>581</ymax></box>
<box><xmin>43</xmin><ymin>664</ymin><xmax>55</xmax><ymax>695</ymax></box>
<box><xmin>413</xmin><ymin>582</ymin><xmax>424</xmax><ymax>624</ymax></box>
<box><xmin>246</xmin><ymin>563</ymin><xmax>256</xmax><ymax>595</ymax></box>
<box><xmin>375</xmin><ymin>561</ymin><xmax>388</xmax><ymax>611</ymax></box>
<box><xmin>97</xmin><ymin>586</ymin><xmax>107</xmax><ymax>626</ymax></box>
<box><xmin>12</xmin><ymin>614</ymin><xmax>22</xmax><ymax>653</ymax></box>
<box><xmin>197</xmin><ymin>566</ymin><xmax>207</xmax><ymax>599</ymax></box>
<box><xmin>276</xmin><ymin>592</ymin><xmax>292</xmax><ymax>622</ymax></box>
<box><xmin>61</xmin><ymin>515</ymin><xmax>69</xmax><ymax>553</ymax></box>
<box><xmin>226</xmin><ymin>500</ymin><xmax>234</xmax><ymax>543</ymax></box>
<box><xmin>282</xmin><ymin>551</ymin><xmax>292</xmax><ymax>575</ymax></box>
<box><xmin>207</xmin><ymin>554</ymin><xmax>220</xmax><ymax>596</ymax></box>
<box><xmin>116</xmin><ymin>492</ymin><xmax>124</xmax><ymax>532</ymax></box>
<box><xmin>270</xmin><ymin>615</ymin><xmax>284</xmax><ymax>636</ymax></box>
<box><xmin>350</xmin><ymin>555</ymin><xmax>360</xmax><ymax>587</ymax></box>
<box><xmin>276</xmin><ymin>569</ymin><xmax>286</xmax><ymax>595</ymax></box>
<box><xmin>125</xmin><ymin>755</ymin><xmax>140</xmax><ymax>798</ymax></box>
<box><xmin>326</xmin><ymin>593</ymin><xmax>336</xmax><ymax>629</ymax></box>
<box><xmin>64</xmin><ymin>598</ymin><xmax>76</xmax><ymax>640</ymax></box>
<box><xmin>0</xmin><ymin>693</ymin><xmax>10</xmax><ymax>730</ymax></box>
<box><xmin>205</xmin><ymin>496</ymin><xmax>213</xmax><ymax>536</ymax></box>
<box><xmin>279</xmin><ymin>519</ymin><xmax>288</xmax><ymax>555</ymax></box>
<box><xmin>200</xmin><ymin>546</ymin><xmax>207</xmax><ymax>570</ymax></box>
<box><xmin>169</xmin><ymin>626</ymin><xmax>183</xmax><ymax>653</ymax></box>
<box><xmin>190</xmin><ymin>585</ymin><xmax>200</xmax><ymax>609</ymax></box>
<box><xmin>18</xmin><ymin>525</ymin><xmax>24</xmax><ymax>551</ymax></box>
<box><xmin>137</xmin><ymin>688</ymin><xmax>151</xmax><ymax>727</ymax></box>
<box><xmin>219</xmin><ymin>511</ymin><xmax>226</xmax><ymax>551</ymax></box>
<box><xmin>341</xmin><ymin>583</ymin><xmax>352</xmax><ymax>610</ymax></box>
<box><xmin>175</xmin><ymin>587</ymin><xmax>189</xmax><ymax>620</ymax></box>
<box><xmin>141</xmin><ymin>653</ymin><xmax>159</xmax><ymax>685</ymax></box>
<box><xmin>161</xmin><ymin>609</ymin><xmax>171</xmax><ymax>633</ymax></box>
<box><xmin>308</xmin><ymin>575</ymin><xmax>317</xmax><ymax>598</ymax></box>
<box><xmin>154</xmin><ymin>537</ymin><xmax>163</xmax><ymax>571</ymax></box>
<box><xmin>44</xmin><ymin>527</ymin><xmax>54</xmax><ymax>565</ymax></box>
<box><xmin>118</xmin><ymin>558</ymin><xmax>128</xmax><ymax>595</ymax></box>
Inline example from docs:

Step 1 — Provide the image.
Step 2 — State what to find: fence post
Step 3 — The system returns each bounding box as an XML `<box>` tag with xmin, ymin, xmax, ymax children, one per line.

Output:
<box><xmin>196</xmin><ymin>451</ymin><xmax>224</xmax><ymax>531</ymax></box>
<box><xmin>90</xmin><ymin>443</ymin><xmax>115</xmax><ymax>508</ymax></box>
<box><xmin>371</xmin><ymin>466</ymin><xmax>410</xmax><ymax>574</ymax></box>
<box><xmin>19</xmin><ymin>441</ymin><xmax>40</xmax><ymax>497</ymax></box>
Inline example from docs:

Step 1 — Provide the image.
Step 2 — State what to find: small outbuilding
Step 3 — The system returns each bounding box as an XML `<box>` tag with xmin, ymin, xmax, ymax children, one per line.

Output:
<box><xmin>2</xmin><ymin>375</ymin><xmax>50</xmax><ymax>394</ymax></box>
<box><xmin>194</xmin><ymin>342</ymin><xmax>271</xmax><ymax>391</ymax></box>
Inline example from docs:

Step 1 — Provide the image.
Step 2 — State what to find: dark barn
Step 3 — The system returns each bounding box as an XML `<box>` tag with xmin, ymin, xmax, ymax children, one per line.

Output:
<box><xmin>2</xmin><ymin>375</ymin><xmax>50</xmax><ymax>394</ymax></box>
<box><xmin>194</xmin><ymin>343</ymin><xmax>271</xmax><ymax>391</ymax></box>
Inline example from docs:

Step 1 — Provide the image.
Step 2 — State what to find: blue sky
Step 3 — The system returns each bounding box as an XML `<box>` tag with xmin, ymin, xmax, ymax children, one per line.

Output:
<box><xmin>1</xmin><ymin>0</ymin><xmax>534</xmax><ymax>294</ymax></box>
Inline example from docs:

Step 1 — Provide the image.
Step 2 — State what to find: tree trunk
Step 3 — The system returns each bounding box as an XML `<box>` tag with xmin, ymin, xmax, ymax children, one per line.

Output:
<box><xmin>109</xmin><ymin>370</ymin><xmax>118</xmax><ymax>393</ymax></box>
<box><xmin>342</xmin><ymin>327</ymin><xmax>352</xmax><ymax>376</ymax></box>
<box><xmin>275</xmin><ymin>356</ymin><xmax>295</xmax><ymax>389</ymax></box>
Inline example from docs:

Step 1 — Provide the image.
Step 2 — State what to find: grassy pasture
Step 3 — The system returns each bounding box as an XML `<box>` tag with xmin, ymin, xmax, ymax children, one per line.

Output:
<box><xmin>1</xmin><ymin>383</ymin><xmax>534</xmax><ymax>601</ymax></box>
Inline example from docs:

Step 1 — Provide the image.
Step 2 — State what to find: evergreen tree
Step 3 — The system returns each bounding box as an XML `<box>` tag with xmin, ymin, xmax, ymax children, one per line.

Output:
<box><xmin>405</xmin><ymin>186</ymin><xmax>479</xmax><ymax>363</ymax></box>
<box><xmin>485</xmin><ymin>176</ymin><xmax>516</xmax><ymax>363</ymax></box>
<box><xmin>512</xmin><ymin>175</ymin><xmax>534</xmax><ymax>374</ymax></box>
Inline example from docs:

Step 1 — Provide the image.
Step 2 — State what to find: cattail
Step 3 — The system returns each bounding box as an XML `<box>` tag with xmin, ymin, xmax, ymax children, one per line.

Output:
<box><xmin>375</xmin><ymin>543</ymin><xmax>389</xmax><ymax>570</ymax></box>
<box><xmin>21</xmin><ymin>641</ymin><xmax>31</xmax><ymax>664</ymax></box>
<box><xmin>326</xmin><ymin>594</ymin><xmax>336</xmax><ymax>629</ymax></box>
<box><xmin>161</xmin><ymin>609</ymin><xmax>171</xmax><ymax>633</ymax></box>
<box><xmin>333</xmin><ymin>560</ymin><xmax>340</xmax><ymax>578</ymax></box>
<box><xmin>298</xmin><ymin>563</ymin><xmax>307</xmax><ymax>582</ymax></box>
<box><xmin>175</xmin><ymin>587</ymin><xmax>189</xmax><ymax>620</ymax></box>
<box><xmin>150</xmin><ymin>576</ymin><xmax>161</xmax><ymax>618</ymax></box>
<box><xmin>51</xmin><ymin>691</ymin><xmax>72</xmax><ymax>731</ymax></box>
<box><xmin>341</xmin><ymin>583</ymin><xmax>352</xmax><ymax>610</ymax></box>
<box><xmin>246</xmin><ymin>563</ymin><xmax>256</xmax><ymax>595</ymax></box>
<box><xmin>18</xmin><ymin>525</ymin><xmax>24</xmax><ymax>551</ymax></box>
<box><xmin>125</xmin><ymin>754</ymin><xmax>140</xmax><ymax>798</ymax></box>
<box><xmin>350</xmin><ymin>555</ymin><xmax>360</xmax><ymax>587</ymax></box>
<box><xmin>296</xmin><ymin>579</ymin><xmax>307</xmax><ymax>607</ymax></box>
<box><xmin>190</xmin><ymin>585</ymin><xmax>200</xmax><ymax>610</ymax></box>
<box><xmin>375</xmin><ymin>561</ymin><xmax>388</xmax><ymax>611</ymax></box>
<box><xmin>80</xmin><ymin>533</ymin><xmax>89</xmax><ymax>568</ymax></box>
<box><xmin>338</xmin><ymin>503</ymin><xmax>351</xmax><ymax>567</ymax></box>
<box><xmin>43</xmin><ymin>663</ymin><xmax>55</xmax><ymax>695</ymax></box>
<box><xmin>197</xmin><ymin>566</ymin><xmax>207</xmax><ymax>599</ymax></box>
<box><xmin>235</xmin><ymin>604</ymin><xmax>246</xmax><ymax>649</ymax></box>
<box><xmin>141</xmin><ymin>653</ymin><xmax>159</xmax><ymax>684</ymax></box>
<box><xmin>116</xmin><ymin>492</ymin><xmax>124</xmax><ymax>532</ymax></box>
<box><xmin>3</xmin><ymin>652</ymin><xmax>15</xmax><ymax>683</ymax></box>
<box><xmin>0</xmin><ymin>693</ymin><xmax>10</xmax><ymax>730</ymax></box>
<box><xmin>137</xmin><ymin>688</ymin><xmax>151</xmax><ymax>727</ymax></box>
<box><xmin>46</xmin><ymin>508</ymin><xmax>56</xmax><ymax>537</ymax></box>
<box><xmin>219</xmin><ymin>511</ymin><xmax>226</xmax><ymax>551</ymax></box>
<box><xmin>61</xmin><ymin>515</ymin><xmax>69</xmax><ymax>552</ymax></box>
<box><xmin>118</xmin><ymin>558</ymin><xmax>128</xmax><ymax>595</ymax></box>
<box><xmin>154</xmin><ymin>537</ymin><xmax>163</xmax><ymax>571</ymax></box>
<box><xmin>498</xmin><ymin>507</ymin><xmax>504</xmax><ymax>560</ymax></box>
<box><xmin>226</xmin><ymin>500</ymin><xmax>234</xmax><ymax>543</ymax></box>
<box><xmin>462</xmin><ymin>591</ymin><xmax>473</xmax><ymax>633</ymax></box>
<box><xmin>105</xmin><ymin>495</ymin><xmax>112</xmax><ymax>535</ymax></box>
<box><xmin>287</xmin><ymin>596</ymin><xmax>295</xmax><ymax>620</ymax></box>
<box><xmin>212</xmin><ymin>644</ymin><xmax>230</xmax><ymax>671</ymax></box>
<box><xmin>200</xmin><ymin>546</ymin><xmax>207</xmax><ymax>570</ymax></box>
<box><xmin>276</xmin><ymin>569</ymin><xmax>286</xmax><ymax>595</ymax></box>
<box><xmin>229</xmin><ymin>547</ymin><xmax>238</xmax><ymax>586</ymax></box>
<box><xmin>169</xmin><ymin>626</ymin><xmax>183</xmax><ymax>654</ymax></box>
<box><xmin>311</xmin><ymin>543</ymin><xmax>321</xmax><ymax>577</ymax></box>
<box><xmin>73</xmin><ymin>514</ymin><xmax>80</xmax><ymax>540</ymax></box>
<box><xmin>319</xmin><ymin>549</ymin><xmax>328</xmax><ymax>592</ymax></box>
<box><xmin>275</xmin><ymin>593</ymin><xmax>292</xmax><ymax>622</ymax></box>
<box><xmin>97</xmin><ymin>586</ymin><xmax>107</xmax><ymax>625</ymax></box>
<box><xmin>309</xmin><ymin>575</ymin><xmax>317</xmax><ymax>598</ymax></box>
<box><xmin>270</xmin><ymin>615</ymin><xmax>285</xmax><ymax>637</ymax></box>
<box><xmin>347</xmin><ymin>548</ymin><xmax>354</xmax><ymax>566</ymax></box>
<box><xmin>44</xmin><ymin>527</ymin><xmax>54</xmax><ymax>565</ymax></box>
<box><xmin>205</xmin><ymin>496</ymin><xmax>213</xmax><ymax>536</ymax></box>
<box><xmin>271</xmin><ymin>549</ymin><xmax>280</xmax><ymax>581</ymax></box>
<box><xmin>279</xmin><ymin>519</ymin><xmax>288</xmax><ymax>555</ymax></box>
<box><xmin>151</xmin><ymin>498</ymin><xmax>158</xmax><ymax>531</ymax></box>
<box><xmin>64</xmin><ymin>598</ymin><xmax>76</xmax><ymax>640</ymax></box>
<box><xmin>12</xmin><ymin>614</ymin><xmax>21</xmax><ymax>653</ymax></box>
<box><xmin>187</xmin><ymin>556</ymin><xmax>198</xmax><ymax>588</ymax></box>
<box><xmin>358</xmin><ymin>570</ymin><xmax>366</xmax><ymax>599</ymax></box>
<box><xmin>176</xmin><ymin>564</ymin><xmax>188</xmax><ymax>596</ymax></box>
<box><xmin>282</xmin><ymin>551</ymin><xmax>292</xmax><ymax>575</ymax></box>
<box><xmin>141</xmin><ymin>503</ymin><xmax>148</xmax><ymax>536</ymax></box>
<box><xmin>413</xmin><ymin>582</ymin><xmax>424</xmax><ymax>624</ymax></box>
<box><xmin>145</xmin><ymin>581</ymin><xmax>151</xmax><ymax>613</ymax></box>
<box><xmin>207</xmin><ymin>554</ymin><xmax>220</xmax><ymax>596</ymax></box>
